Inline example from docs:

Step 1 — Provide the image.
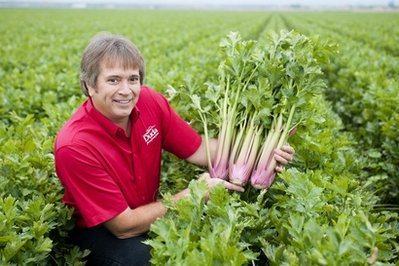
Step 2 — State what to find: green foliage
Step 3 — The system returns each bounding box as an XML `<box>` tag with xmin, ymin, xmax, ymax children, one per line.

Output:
<box><xmin>1</xmin><ymin>9</ymin><xmax>398</xmax><ymax>265</ymax></box>
<box><xmin>261</xmin><ymin>169</ymin><xmax>399</xmax><ymax>265</ymax></box>
<box><xmin>282</xmin><ymin>10</ymin><xmax>399</xmax><ymax>205</ymax></box>
<box><xmin>321</xmin><ymin>45</ymin><xmax>399</xmax><ymax>203</ymax></box>
<box><xmin>146</xmin><ymin>180</ymin><xmax>258</xmax><ymax>265</ymax></box>
<box><xmin>0</xmin><ymin>113</ymin><xmax>88</xmax><ymax>264</ymax></box>
<box><xmin>149</xmin><ymin>30</ymin><xmax>399</xmax><ymax>265</ymax></box>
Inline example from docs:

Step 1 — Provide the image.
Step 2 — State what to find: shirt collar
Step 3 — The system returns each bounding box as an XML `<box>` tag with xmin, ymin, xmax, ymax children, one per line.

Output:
<box><xmin>84</xmin><ymin>98</ymin><xmax>140</xmax><ymax>137</ymax></box>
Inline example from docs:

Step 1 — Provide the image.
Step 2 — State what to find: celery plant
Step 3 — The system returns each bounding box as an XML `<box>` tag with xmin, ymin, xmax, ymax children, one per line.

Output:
<box><xmin>195</xmin><ymin>30</ymin><xmax>332</xmax><ymax>189</ymax></box>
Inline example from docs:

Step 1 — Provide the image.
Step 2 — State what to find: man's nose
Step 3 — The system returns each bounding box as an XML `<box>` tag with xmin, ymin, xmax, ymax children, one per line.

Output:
<box><xmin>119</xmin><ymin>80</ymin><xmax>131</xmax><ymax>94</ymax></box>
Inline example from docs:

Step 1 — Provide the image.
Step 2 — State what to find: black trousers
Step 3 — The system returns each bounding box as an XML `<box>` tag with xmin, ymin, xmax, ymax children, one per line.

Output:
<box><xmin>70</xmin><ymin>225</ymin><xmax>151</xmax><ymax>266</ymax></box>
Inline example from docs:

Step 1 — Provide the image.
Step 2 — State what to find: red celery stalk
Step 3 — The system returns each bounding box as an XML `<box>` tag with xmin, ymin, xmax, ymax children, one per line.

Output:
<box><xmin>210</xmin><ymin>75</ymin><xmax>235</xmax><ymax>179</ymax></box>
<box><xmin>210</xmin><ymin>59</ymin><xmax>260</xmax><ymax>179</ymax></box>
<box><xmin>250</xmin><ymin>104</ymin><xmax>296</xmax><ymax>189</ymax></box>
<box><xmin>228</xmin><ymin>115</ymin><xmax>262</xmax><ymax>186</ymax></box>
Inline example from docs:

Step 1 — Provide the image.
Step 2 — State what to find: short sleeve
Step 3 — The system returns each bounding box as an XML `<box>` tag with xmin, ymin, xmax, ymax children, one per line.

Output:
<box><xmin>153</xmin><ymin>92</ymin><xmax>202</xmax><ymax>159</ymax></box>
<box><xmin>55</xmin><ymin>145</ymin><xmax>128</xmax><ymax>227</ymax></box>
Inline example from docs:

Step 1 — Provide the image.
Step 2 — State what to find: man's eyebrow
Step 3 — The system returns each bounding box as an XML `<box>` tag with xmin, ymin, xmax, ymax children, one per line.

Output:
<box><xmin>105</xmin><ymin>74</ymin><xmax>121</xmax><ymax>79</ymax></box>
<box><xmin>128</xmin><ymin>74</ymin><xmax>140</xmax><ymax>80</ymax></box>
<box><xmin>104</xmin><ymin>74</ymin><xmax>140</xmax><ymax>79</ymax></box>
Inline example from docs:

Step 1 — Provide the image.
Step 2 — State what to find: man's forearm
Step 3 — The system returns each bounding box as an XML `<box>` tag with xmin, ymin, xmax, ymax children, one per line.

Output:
<box><xmin>104</xmin><ymin>188</ymin><xmax>190</xmax><ymax>239</ymax></box>
<box><xmin>186</xmin><ymin>137</ymin><xmax>218</xmax><ymax>167</ymax></box>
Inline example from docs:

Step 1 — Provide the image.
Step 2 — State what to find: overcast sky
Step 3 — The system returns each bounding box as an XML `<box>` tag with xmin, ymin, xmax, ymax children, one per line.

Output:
<box><xmin>4</xmin><ymin>0</ymin><xmax>398</xmax><ymax>6</ymax></box>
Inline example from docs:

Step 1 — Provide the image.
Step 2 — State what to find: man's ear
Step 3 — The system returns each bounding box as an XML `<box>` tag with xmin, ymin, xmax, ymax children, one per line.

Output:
<box><xmin>86</xmin><ymin>82</ymin><xmax>95</xmax><ymax>97</ymax></box>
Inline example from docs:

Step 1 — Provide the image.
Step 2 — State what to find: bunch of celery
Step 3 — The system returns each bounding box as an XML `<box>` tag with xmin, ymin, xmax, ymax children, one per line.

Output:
<box><xmin>193</xmin><ymin>32</ymin><xmax>265</xmax><ymax>181</ymax></box>
<box><xmin>194</xmin><ymin>30</ymin><xmax>330</xmax><ymax>189</ymax></box>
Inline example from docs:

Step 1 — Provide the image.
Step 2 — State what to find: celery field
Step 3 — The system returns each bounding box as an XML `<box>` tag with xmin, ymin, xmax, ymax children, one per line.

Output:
<box><xmin>1</xmin><ymin>9</ymin><xmax>399</xmax><ymax>265</ymax></box>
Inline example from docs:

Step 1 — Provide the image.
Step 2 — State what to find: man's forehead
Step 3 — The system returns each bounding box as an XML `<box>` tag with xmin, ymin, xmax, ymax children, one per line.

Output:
<box><xmin>100</xmin><ymin>54</ymin><xmax>139</xmax><ymax>70</ymax></box>
<box><xmin>100</xmin><ymin>60</ymin><xmax>139</xmax><ymax>74</ymax></box>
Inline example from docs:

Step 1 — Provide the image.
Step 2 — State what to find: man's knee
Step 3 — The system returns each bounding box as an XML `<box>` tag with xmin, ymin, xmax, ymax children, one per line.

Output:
<box><xmin>114</xmin><ymin>236</ymin><xmax>151</xmax><ymax>265</ymax></box>
<box><xmin>73</xmin><ymin>226</ymin><xmax>151</xmax><ymax>266</ymax></box>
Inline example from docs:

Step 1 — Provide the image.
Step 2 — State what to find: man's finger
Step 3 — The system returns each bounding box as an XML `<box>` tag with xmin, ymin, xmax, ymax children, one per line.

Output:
<box><xmin>282</xmin><ymin>144</ymin><xmax>295</xmax><ymax>155</ymax></box>
<box><xmin>274</xmin><ymin>153</ymin><xmax>289</xmax><ymax>165</ymax></box>
<box><xmin>275</xmin><ymin>164</ymin><xmax>284</xmax><ymax>172</ymax></box>
<box><xmin>223</xmin><ymin>181</ymin><xmax>245</xmax><ymax>192</ymax></box>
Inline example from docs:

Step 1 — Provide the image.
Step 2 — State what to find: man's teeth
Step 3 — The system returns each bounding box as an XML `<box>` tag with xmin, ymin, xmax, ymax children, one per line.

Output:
<box><xmin>115</xmin><ymin>100</ymin><xmax>131</xmax><ymax>103</ymax></box>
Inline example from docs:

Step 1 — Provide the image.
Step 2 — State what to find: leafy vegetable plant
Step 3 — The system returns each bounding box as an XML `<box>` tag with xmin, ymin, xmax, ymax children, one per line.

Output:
<box><xmin>194</xmin><ymin>30</ymin><xmax>333</xmax><ymax>189</ymax></box>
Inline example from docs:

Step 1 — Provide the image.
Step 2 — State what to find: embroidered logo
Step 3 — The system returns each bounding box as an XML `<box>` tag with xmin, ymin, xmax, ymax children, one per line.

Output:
<box><xmin>143</xmin><ymin>125</ymin><xmax>159</xmax><ymax>145</ymax></box>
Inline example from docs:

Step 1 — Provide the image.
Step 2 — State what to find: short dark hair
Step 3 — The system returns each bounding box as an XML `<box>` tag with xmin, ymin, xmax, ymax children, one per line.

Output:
<box><xmin>80</xmin><ymin>32</ymin><xmax>145</xmax><ymax>96</ymax></box>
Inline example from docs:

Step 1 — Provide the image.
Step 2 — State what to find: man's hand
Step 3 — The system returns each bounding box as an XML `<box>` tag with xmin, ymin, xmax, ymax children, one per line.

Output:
<box><xmin>274</xmin><ymin>144</ymin><xmax>295</xmax><ymax>172</ymax></box>
<box><xmin>198</xmin><ymin>173</ymin><xmax>244</xmax><ymax>200</ymax></box>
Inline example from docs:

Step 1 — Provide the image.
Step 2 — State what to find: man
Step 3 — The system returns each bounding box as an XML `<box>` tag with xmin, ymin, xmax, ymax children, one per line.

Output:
<box><xmin>54</xmin><ymin>32</ymin><xmax>295</xmax><ymax>265</ymax></box>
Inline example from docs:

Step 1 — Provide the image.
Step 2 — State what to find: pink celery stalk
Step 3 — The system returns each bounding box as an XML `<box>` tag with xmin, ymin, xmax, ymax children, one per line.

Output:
<box><xmin>206</xmin><ymin>54</ymin><xmax>261</xmax><ymax>180</ymax></box>
<box><xmin>228</xmin><ymin>115</ymin><xmax>262</xmax><ymax>186</ymax></box>
<box><xmin>250</xmin><ymin>104</ymin><xmax>296</xmax><ymax>189</ymax></box>
<box><xmin>208</xmin><ymin>76</ymin><xmax>235</xmax><ymax>180</ymax></box>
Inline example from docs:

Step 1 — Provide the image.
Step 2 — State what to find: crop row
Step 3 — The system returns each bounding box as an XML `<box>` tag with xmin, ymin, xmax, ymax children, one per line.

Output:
<box><xmin>0</xmin><ymin>9</ymin><xmax>398</xmax><ymax>265</ymax></box>
<box><xmin>281</xmin><ymin>12</ymin><xmax>399</xmax><ymax>204</ymax></box>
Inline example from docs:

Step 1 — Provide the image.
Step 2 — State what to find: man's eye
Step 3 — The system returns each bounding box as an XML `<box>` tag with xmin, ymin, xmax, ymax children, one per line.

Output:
<box><xmin>129</xmin><ymin>77</ymin><xmax>139</xmax><ymax>83</ymax></box>
<box><xmin>108</xmin><ymin>79</ymin><xmax>118</xmax><ymax>84</ymax></box>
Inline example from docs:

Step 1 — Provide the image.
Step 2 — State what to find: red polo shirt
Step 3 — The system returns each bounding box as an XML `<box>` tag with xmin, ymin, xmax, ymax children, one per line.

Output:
<box><xmin>54</xmin><ymin>86</ymin><xmax>202</xmax><ymax>228</ymax></box>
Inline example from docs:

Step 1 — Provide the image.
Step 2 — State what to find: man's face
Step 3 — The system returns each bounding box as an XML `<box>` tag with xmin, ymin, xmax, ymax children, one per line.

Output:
<box><xmin>87</xmin><ymin>62</ymin><xmax>141</xmax><ymax>127</ymax></box>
